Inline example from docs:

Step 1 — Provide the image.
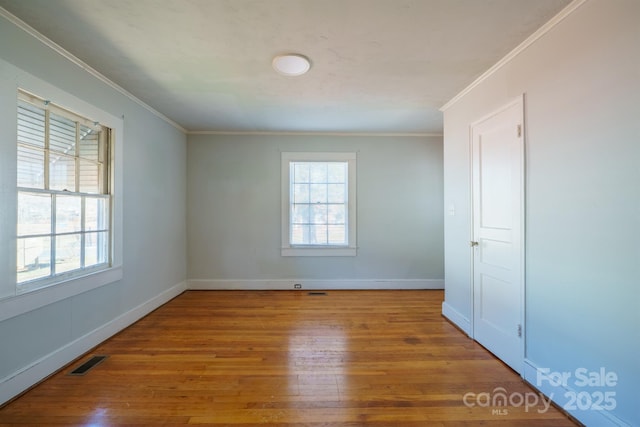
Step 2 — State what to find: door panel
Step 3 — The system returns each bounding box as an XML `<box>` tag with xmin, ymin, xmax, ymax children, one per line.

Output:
<box><xmin>479</xmin><ymin>128</ymin><xmax>513</xmax><ymax>229</ymax></box>
<box><xmin>480</xmin><ymin>238</ymin><xmax>511</xmax><ymax>269</ymax></box>
<box><xmin>471</xmin><ymin>96</ymin><xmax>524</xmax><ymax>374</ymax></box>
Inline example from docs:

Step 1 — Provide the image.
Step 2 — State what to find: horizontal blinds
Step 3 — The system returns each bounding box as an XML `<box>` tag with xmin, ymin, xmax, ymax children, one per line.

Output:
<box><xmin>17</xmin><ymin>101</ymin><xmax>45</xmax><ymax>148</ymax></box>
<box><xmin>17</xmin><ymin>90</ymin><xmax>107</xmax><ymax>195</ymax></box>
<box><xmin>18</xmin><ymin>90</ymin><xmax>100</xmax><ymax>129</ymax></box>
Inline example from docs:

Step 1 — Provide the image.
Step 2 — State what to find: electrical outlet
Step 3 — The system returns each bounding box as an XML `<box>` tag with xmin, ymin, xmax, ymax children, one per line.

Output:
<box><xmin>294</xmin><ymin>283</ymin><xmax>302</xmax><ymax>289</ymax></box>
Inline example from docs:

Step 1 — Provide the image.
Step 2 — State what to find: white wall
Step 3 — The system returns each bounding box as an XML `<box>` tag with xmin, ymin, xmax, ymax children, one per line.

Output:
<box><xmin>187</xmin><ymin>134</ymin><xmax>444</xmax><ymax>289</ymax></box>
<box><xmin>442</xmin><ymin>1</ymin><xmax>639</xmax><ymax>426</ymax></box>
<box><xmin>0</xmin><ymin>14</ymin><xmax>187</xmax><ymax>403</ymax></box>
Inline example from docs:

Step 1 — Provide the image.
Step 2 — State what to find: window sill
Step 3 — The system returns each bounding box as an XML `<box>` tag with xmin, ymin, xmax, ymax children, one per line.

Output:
<box><xmin>0</xmin><ymin>265</ymin><xmax>122</xmax><ymax>322</ymax></box>
<box><xmin>281</xmin><ymin>247</ymin><xmax>357</xmax><ymax>257</ymax></box>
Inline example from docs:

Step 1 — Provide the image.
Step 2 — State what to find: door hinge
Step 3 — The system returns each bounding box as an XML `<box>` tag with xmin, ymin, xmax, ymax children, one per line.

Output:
<box><xmin>517</xmin><ymin>124</ymin><xmax>522</xmax><ymax>138</ymax></box>
<box><xmin>517</xmin><ymin>324</ymin><xmax>523</xmax><ymax>338</ymax></box>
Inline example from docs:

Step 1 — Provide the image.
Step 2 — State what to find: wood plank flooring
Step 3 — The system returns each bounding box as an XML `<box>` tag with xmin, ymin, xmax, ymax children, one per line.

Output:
<box><xmin>0</xmin><ymin>290</ymin><xmax>577</xmax><ymax>426</ymax></box>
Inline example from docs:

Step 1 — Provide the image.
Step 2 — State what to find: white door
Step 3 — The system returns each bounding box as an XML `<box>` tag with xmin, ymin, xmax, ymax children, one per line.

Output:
<box><xmin>471</xmin><ymin>96</ymin><xmax>525</xmax><ymax>374</ymax></box>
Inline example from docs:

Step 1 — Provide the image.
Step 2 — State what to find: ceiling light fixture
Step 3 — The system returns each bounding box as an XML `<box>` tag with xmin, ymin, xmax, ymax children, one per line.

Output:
<box><xmin>272</xmin><ymin>54</ymin><xmax>311</xmax><ymax>76</ymax></box>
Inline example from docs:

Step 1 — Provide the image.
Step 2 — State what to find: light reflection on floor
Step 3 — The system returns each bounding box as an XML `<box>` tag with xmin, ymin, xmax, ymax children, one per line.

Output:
<box><xmin>287</xmin><ymin>321</ymin><xmax>348</xmax><ymax>404</ymax></box>
<box><xmin>85</xmin><ymin>407</ymin><xmax>108</xmax><ymax>427</ymax></box>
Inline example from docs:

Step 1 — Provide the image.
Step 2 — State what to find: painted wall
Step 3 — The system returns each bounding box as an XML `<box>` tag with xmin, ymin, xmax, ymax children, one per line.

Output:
<box><xmin>442</xmin><ymin>0</ymin><xmax>639</xmax><ymax>425</ymax></box>
<box><xmin>0</xmin><ymin>14</ymin><xmax>187</xmax><ymax>402</ymax></box>
<box><xmin>187</xmin><ymin>134</ymin><xmax>443</xmax><ymax>288</ymax></box>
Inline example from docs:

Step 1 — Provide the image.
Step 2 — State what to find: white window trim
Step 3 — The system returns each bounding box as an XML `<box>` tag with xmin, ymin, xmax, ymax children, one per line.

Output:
<box><xmin>0</xmin><ymin>74</ymin><xmax>123</xmax><ymax>321</ymax></box>
<box><xmin>281</xmin><ymin>151</ymin><xmax>357</xmax><ymax>257</ymax></box>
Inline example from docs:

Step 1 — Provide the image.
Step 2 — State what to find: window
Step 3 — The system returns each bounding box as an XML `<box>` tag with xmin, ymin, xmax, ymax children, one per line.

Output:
<box><xmin>281</xmin><ymin>152</ymin><xmax>356</xmax><ymax>256</ymax></box>
<box><xmin>16</xmin><ymin>90</ymin><xmax>112</xmax><ymax>290</ymax></box>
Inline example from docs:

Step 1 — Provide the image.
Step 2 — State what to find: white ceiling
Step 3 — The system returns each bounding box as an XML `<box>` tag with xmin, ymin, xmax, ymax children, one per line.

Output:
<box><xmin>0</xmin><ymin>0</ymin><xmax>571</xmax><ymax>134</ymax></box>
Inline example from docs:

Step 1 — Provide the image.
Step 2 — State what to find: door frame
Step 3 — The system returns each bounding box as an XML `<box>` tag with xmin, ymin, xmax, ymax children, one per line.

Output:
<box><xmin>468</xmin><ymin>94</ymin><xmax>526</xmax><ymax>375</ymax></box>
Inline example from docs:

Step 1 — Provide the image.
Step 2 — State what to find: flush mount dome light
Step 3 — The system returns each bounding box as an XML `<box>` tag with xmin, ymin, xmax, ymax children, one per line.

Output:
<box><xmin>272</xmin><ymin>54</ymin><xmax>311</xmax><ymax>76</ymax></box>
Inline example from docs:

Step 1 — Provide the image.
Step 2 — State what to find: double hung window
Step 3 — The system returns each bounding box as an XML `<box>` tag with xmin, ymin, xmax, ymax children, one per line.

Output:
<box><xmin>16</xmin><ymin>91</ymin><xmax>111</xmax><ymax>290</ymax></box>
<box><xmin>281</xmin><ymin>152</ymin><xmax>356</xmax><ymax>256</ymax></box>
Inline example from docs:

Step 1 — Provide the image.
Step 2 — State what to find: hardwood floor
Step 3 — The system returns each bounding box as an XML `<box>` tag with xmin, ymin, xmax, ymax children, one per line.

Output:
<box><xmin>0</xmin><ymin>290</ymin><xmax>577</xmax><ymax>426</ymax></box>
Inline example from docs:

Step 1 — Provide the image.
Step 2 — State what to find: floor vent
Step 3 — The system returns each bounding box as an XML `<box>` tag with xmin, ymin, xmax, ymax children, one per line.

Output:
<box><xmin>308</xmin><ymin>291</ymin><xmax>327</xmax><ymax>296</ymax></box>
<box><xmin>68</xmin><ymin>355</ymin><xmax>108</xmax><ymax>376</ymax></box>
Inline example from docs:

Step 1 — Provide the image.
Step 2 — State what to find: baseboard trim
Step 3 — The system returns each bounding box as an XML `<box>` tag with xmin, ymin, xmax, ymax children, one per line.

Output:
<box><xmin>187</xmin><ymin>279</ymin><xmax>444</xmax><ymax>291</ymax></box>
<box><xmin>0</xmin><ymin>281</ymin><xmax>187</xmax><ymax>406</ymax></box>
<box><xmin>524</xmin><ymin>359</ymin><xmax>630</xmax><ymax>427</ymax></box>
<box><xmin>441</xmin><ymin>301</ymin><xmax>472</xmax><ymax>337</ymax></box>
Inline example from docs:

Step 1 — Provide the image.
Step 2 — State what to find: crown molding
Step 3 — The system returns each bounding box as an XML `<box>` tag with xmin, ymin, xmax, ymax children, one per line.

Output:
<box><xmin>188</xmin><ymin>130</ymin><xmax>443</xmax><ymax>137</ymax></box>
<box><xmin>440</xmin><ymin>0</ymin><xmax>589</xmax><ymax>112</ymax></box>
<box><xmin>0</xmin><ymin>7</ymin><xmax>187</xmax><ymax>134</ymax></box>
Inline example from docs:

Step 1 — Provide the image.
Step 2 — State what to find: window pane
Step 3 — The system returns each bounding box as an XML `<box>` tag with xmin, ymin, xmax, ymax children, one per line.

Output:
<box><xmin>18</xmin><ymin>192</ymin><xmax>51</xmax><ymax>236</ymax></box>
<box><xmin>291</xmin><ymin>204</ymin><xmax>309</xmax><ymax>225</ymax></box>
<box><xmin>293</xmin><ymin>163</ymin><xmax>310</xmax><ymax>183</ymax></box>
<box><xmin>288</xmin><ymin>159</ymin><xmax>352</xmax><ymax>248</ymax></box>
<box><xmin>49</xmin><ymin>153</ymin><xmax>76</xmax><ymax>191</ymax></box>
<box><xmin>17</xmin><ymin>236</ymin><xmax>51</xmax><ymax>283</ymax></box>
<box><xmin>85</xmin><ymin>231</ymin><xmax>108</xmax><ymax>267</ymax></box>
<box><xmin>17</xmin><ymin>101</ymin><xmax>45</xmax><ymax>148</ymax></box>
<box><xmin>310</xmin><ymin>204</ymin><xmax>327</xmax><ymax>224</ymax></box>
<box><xmin>85</xmin><ymin>197</ymin><xmax>109</xmax><ymax>231</ymax></box>
<box><xmin>309</xmin><ymin>163</ymin><xmax>327</xmax><ymax>183</ymax></box>
<box><xmin>291</xmin><ymin>224</ymin><xmax>309</xmax><ymax>245</ymax></box>
<box><xmin>327</xmin><ymin>184</ymin><xmax>345</xmax><ymax>203</ymax></box>
<box><xmin>55</xmin><ymin>233</ymin><xmax>81</xmax><ymax>273</ymax></box>
<box><xmin>17</xmin><ymin>145</ymin><xmax>45</xmax><ymax>188</ymax></box>
<box><xmin>56</xmin><ymin>195</ymin><xmax>82</xmax><ymax>233</ymax></box>
<box><xmin>327</xmin><ymin>205</ymin><xmax>346</xmax><ymax>224</ymax></box>
<box><xmin>79</xmin><ymin>159</ymin><xmax>100</xmax><ymax>193</ymax></box>
<box><xmin>79</xmin><ymin>126</ymin><xmax>100</xmax><ymax>161</ymax></box>
<box><xmin>328</xmin><ymin>225</ymin><xmax>346</xmax><ymax>245</ymax></box>
<box><xmin>309</xmin><ymin>184</ymin><xmax>327</xmax><ymax>203</ymax></box>
<box><xmin>292</xmin><ymin>184</ymin><xmax>309</xmax><ymax>203</ymax></box>
<box><xmin>49</xmin><ymin>112</ymin><xmax>76</xmax><ymax>154</ymax></box>
<box><xmin>310</xmin><ymin>225</ymin><xmax>328</xmax><ymax>244</ymax></box>
<box><xmin>327</xmin><ymin>163</ymin><xmax>346</xmax><ymax>183</ymax></box>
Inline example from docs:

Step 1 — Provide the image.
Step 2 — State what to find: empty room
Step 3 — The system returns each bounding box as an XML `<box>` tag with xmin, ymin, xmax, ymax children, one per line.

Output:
<box><xmin>0</xmin><ymin>0</ymin><xmax>637</xmax><ymax>426</ymax></box>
